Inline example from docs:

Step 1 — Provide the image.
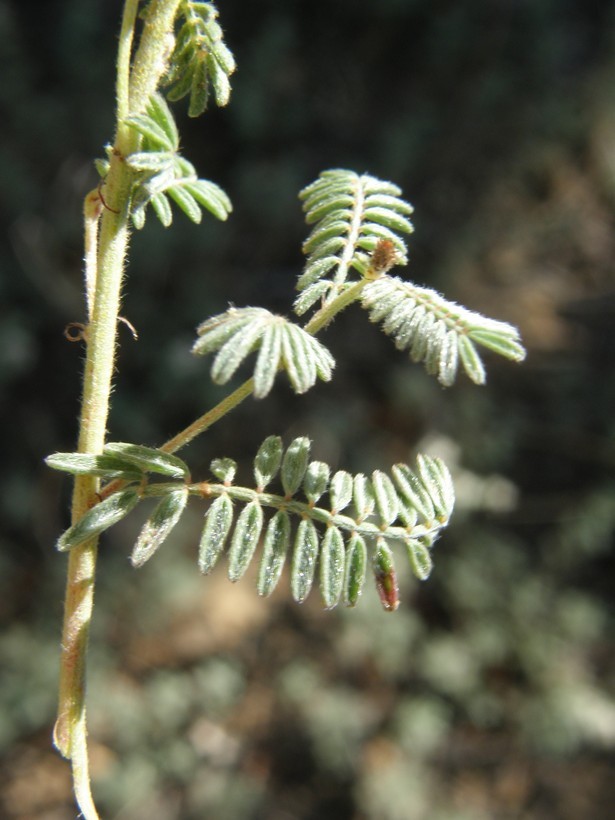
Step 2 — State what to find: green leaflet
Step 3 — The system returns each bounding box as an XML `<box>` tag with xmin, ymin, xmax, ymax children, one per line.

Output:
<box><xmin>296</xmin><ymin>170</ymin><xmax>413</xmax><ymax>310</ymax></box>
<box><xmin>227</xmin><ymin>500</ymin><xmax>264</xmax><ymax>581</ymax></box>
<box><xmin>371</xmin><ymin>470</ymin><xmax>400</xmax><ymax>526</ymax></box>
<box><xmin>192</xmin><ymin>308</ymin><xmax>334</xmax><ymax>398</ymax></box>
<box><xmin>281</xmin><ymin>437</ymin><xmax>311</xmax><ymax>497</ymax></box>
<box><xmin>199</xmin><ymin>494</ymin><xmax>234</xmax><ymax>574</ymax></box>
<box><xmin>406</xmin><ymin>538</ymin><xmax>434</xmax><ymax>581</ymax></box>
<box><xmin>210</xmin><ymin>457</ymin><xmax>237</xmax><ymax>484</ymax></box>
<box><xmin>303</xmin><ymin>461</ymin><xmax>331</xmax><ymax>505</ymax></box>
<box><xmin>45</xmin><ymin>452</ymin><xmax>142</xmax><ymax>482</ymax></box>
<box><xmin>329</xmin><ymin>470</ymin><xmax>353</xmax><ymax>513</ymax></box>
<box><xmin>164</xmin><ymin>0</ymin><xmax>236</xmax><ymax>117</ymax></box>
<box><xmin>124</xmin><ymin>95</ymin><xmax>232</xmax><ymax>230</ymax></box>
<box><xmin>103</xmin><ymin>442</ymin><xmax>190</xmax><ymax>480</ymax></box>
<box><xmin>253</xmin><ymin>436</ymin><xmax>283</xmax><ymax>490</ymax></box>
<box><xmin>257</xmin><ymin>510</ymin><xmax>291</xmax><ymax>597</ymax></box>
<box><xmin>353</xmin><ymin>473</ymin><xmax>376</xmax><ymax>522</ymax></box>
<box><xmin>56</xmin><ymin>489</ymin><xmax>141</xmax><ymax>552</ymax></box>
<box><xmin>319</xmin><ymin>526</ymin><xmax>345</xmax><ymax>609</ymax></box>
<box><xmin>392</xmin><ymin>463</ymin><xmax>436</xmax><ymax>522</ymax></box>
<box><xmin>291</xmin><ymin>519</ymin><xmax>319</xmax><ymax>603</ymax></box>
<box><xmin>131</xmin><ymin>487</ymin><xmax>189</xmax><ymax>568</ymax></box>
<box><xmin>361</xmin><ymin>274</ymin><xmax>525</xmax><ymax>387</ymax></box>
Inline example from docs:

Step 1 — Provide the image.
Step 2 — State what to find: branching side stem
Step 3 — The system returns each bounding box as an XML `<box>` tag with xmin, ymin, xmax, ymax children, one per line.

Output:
<box><xmin>161</xmin><ymin>280</ymin><xmax>369</xmax><ymax>455</ymax></box>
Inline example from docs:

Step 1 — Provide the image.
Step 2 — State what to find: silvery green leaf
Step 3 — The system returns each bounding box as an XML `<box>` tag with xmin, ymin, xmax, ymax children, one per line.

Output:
<box><xmin>165</xmin><ymin>60</ymin><xmax>195</xmax><ymax>103</ymax></box>
<box><xmin>362</xmin><ymin>176</ymin><xmax>402</xmax><ymax>195</ymax></box>
<box><xmin>94</xmin><ymin>158</ymin><xmax>110</xmax><ymax>177</ymax></box>
<box><xmin>410</xmin><ymin>311</ymin><xmax>435</xmax><ymax>364</ymax></box>
<box><xmin>393</xmin><ymin>304</ymin><xmax>425</xmax><ymax>350</ymax></box>
<box><xmin>309</xmin><ymin>338</ymin><xmax>335</xmax><ymax>382</ymax></box>
<box><xmin>253</xmin><ymin>322</ymin><xmax>283</xmax><ymax>398</ymax></box>
<box><xmin>211</xmin><ymin>321</ymin><xmax>266</xmax><ymax>384</ymax></box>
<box><xmin>304</xmin><ymin>195</ymin><xmax>355</xmax><ymax>224</ymax></box>
<box><xmin>150</xmin><ymin>192</ymin><xmax>173</xmax><ymax>227</ymax></box>
<box><xmin>257</xmin><ymin>511</ymin><xmax>291</xmax><ymax>597</ymax></box>
<box><xmin>383</xmin><ymin>299</ymin><xmax>412</xmax><ymax>335</ymax></box>
<box><xmin>103</xmin><ymin>442</ymin><xmax>190</xmax><ymax>480</ymax></box>
<box><xmin>362</xmin><ymin>282</ymin><xmax>401</xmax><ymax>323</ymax></box>
<box><xmin>227</xmin><ymin>500</ymin><xmax>263</xmax><ymax>581</ymax></box>
<box><xmin>182</xmin><ymin>179</ymin><xmax>232</xmax><ymax>220</ymax></box>
<box><xmin>304</xmin><ymin>236</ymin><xmax>346</xmax><ymax>264</ymax></box>
<box><xmin>361</xmin><ymin>274</ymin><xmax>524</xmax><ymax>386</ymax></box>
<box><xmin>303</xmin><ymin>461</ymin><xmax>330</xmax><ymax>504</ymax></box>
<box><xmin>298</xmin><ymin>171</ymin><xmax>415</xmax><ymax>295</ymax></box>
<box><xmin>168</xmin><ymin>185</ymin><xmax>202</xmax><ymax>223</ymax></box>
<box><xmin>396</xmin><ymin>503</ymin><xmax>418</xmax><ymax>529</ymax></box>
<box><xmin>140</xmin><ymin>166</ymin><xmax>176</xmax><ymax>197</ymax></box>
<box><xmin>391</xmin><ymin>463</ymin><xmax>435</xmax><ymax>522</ymax></box>
<box><xmin>344</xmin><ymin>533</ymin><xmax>367</xmax><ymax>607</ymax></box>
<box><xmin>281</xmin><ymin>325</ymin><xmax>314</xmax><ymax>394</ymax></box>
<box><xmin>439</xmin><ymin>330</ymin><xmax>459</xmax><ymax>387</ymax></box>
<box><xmin>469</xmin><ymin>329</ymin><xmax>526</xmax><ymax>360</ymax></box>
<box><xmin>423</xmin><ymin>314</ymin><xmax>446</xmax><ymax>375</ymax></box>
<box><xmin>329</xmin><ymin>470</ymin><xmax>353</xmax><ymax>513</ymax></box>
<box><xmin>457</xmin><ymin>335</ymin><xmax>486</xmax><ymax>384</ymax></box>
<box><xmin>281</xmin><ymin>437</ymin><xmax>311</xmax><ymax>497</ymax></box>
<box><xmin>57</xmin><ymin>489</ymin><xmax>140</xmax><ymax>552</ymax></box>
<box><xmin>193</xmin><ymin>309</ymin><xmax>253</xmax><ymax>355</ymax></box>
<box><xmin>319</xmin><ymin>526</ymin><xmax>345</xmax><ymax>609</ymax></box>
<box><xmin>297</xmin><ymin>256</ymin><xmax>339</xmax><ymax>291</ymax></box>
<box><xmin>406</xmin><ymin>538</ymin><xmax>433</xmax><ymax>581</ymax></box>
<box><xmin>189</xmin><ymin>57</ymin><xmax>209</xmax><ymax>117</ymax></box>
<box><xmin>353</xmin><ymin>473</ymin><xmax>375</xmax><ymax>521</ymax></box>
<box><xmin>362</xmin><ymin>206</ymin><xmax>414</xmax><ymax>234</ymax></box>
<box><xmin>293</xmin><ymin>282</ymin><xmax>332</xmax><ymax>316</ymax></box>
<box><xmin>199</xmin><ymin>494</ymin><xmax>234</xmax><ymax>574</ymax></box>
<box><xmin>371</xmin><ymin>470</ymin><xmax>399</xmax><ymax>526</ymax></box>
<box><xmin>253</xmin><ymin>436</ymin><xmax>283</xmax><ymax>490</ymax></box>
<box><xmin>131</xmin><ymin>486</ymin><xmax>188</xmax><ymax>568</ymax></box>
<box><xmin>291</xmin><ymin>518</ymin><xmax>319</xmax><ymax>603</ymax></box>
<box><xmin>45</xmin><ymin>452</ymin><xmax>142</xmax><ymax>481</ymax></box>
<box><xmin>303</xmin><ymin>219</ymin><xmax>351</xmax><ymax>254</ymax></box>
<box><xmin>364</xmin><ymin>193</ymin><xmax>414</xmax><ymax>215</ymax></box>
<box><xmin>126</xmin><ymin>151</ymin><xmax>174</xmax><ymax>172</ymax></box>
<box><xmin>208</xmin><ymin>52</ymin><xmax>231</xmax><ymax>106</ymax></box>
<box><xmin>145</xmin><ymin>93</ymin><xmax>179</xmax><ymax>151</ymax></box>
<box><xmin>125</xmin><ymin>114</ymin><xmax>175</xmax><ymax>151</ymax></box>
<box><xmin>210</xmin><ymin>458</ymin><xmax>237</xmax><ymax>483</ymax></box>
<box><xmin>132</xmin><ymin>205</ymin><xmax>146</xmax><ymax>230</ymax></box>
<box><xmin>212</xmin><ymin>39</ymin><xmax>236</xmax><ymax>75</ymax></box>
<box><xmin>282</xmin><ymin>325</ymin><xmax>334</xmax><ymax>393</ymax></box>
<box><xmin>417</xmin><ymin>455</ymin><xmax>455</xmax><ymax>520</ymax></box>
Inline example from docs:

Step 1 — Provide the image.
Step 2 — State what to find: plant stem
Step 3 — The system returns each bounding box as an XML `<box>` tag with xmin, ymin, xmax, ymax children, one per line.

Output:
<box><xmin>304</xmin><ymin>280</ymin><xmax>368</xmax><ymax>335</ymax></box>
<box><xmin>162</xmin><ymin>378</ymin><xmax>256</xmax><ymax>454</ymax></box>
<box><xmin>162</xmin><ymin>281</ymin><xmax>369</xmax><ymax>456</ymax></box>
<box><xmin>55</xmin><ymin>2</ymin><xmax>181</xmax><ymax>817</ymax></box>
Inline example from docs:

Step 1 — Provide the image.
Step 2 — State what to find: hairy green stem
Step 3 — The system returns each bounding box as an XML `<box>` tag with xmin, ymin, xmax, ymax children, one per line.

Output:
<box><xmin>162</xmin><ymin>378</ymin><xmax>256</xmax><ymax>454</ymax></box>
<box><xmin>55</xmin><ymin>2</ymin><xmax>181</xmax><ymax>817</ymax></box>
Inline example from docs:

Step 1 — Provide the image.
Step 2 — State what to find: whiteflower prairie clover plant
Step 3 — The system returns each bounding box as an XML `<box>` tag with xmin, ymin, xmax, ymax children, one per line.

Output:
<box><xmin>44</xmin><ymin>1</ymin><xmax>526</xmax><ymax>817</ymax></box>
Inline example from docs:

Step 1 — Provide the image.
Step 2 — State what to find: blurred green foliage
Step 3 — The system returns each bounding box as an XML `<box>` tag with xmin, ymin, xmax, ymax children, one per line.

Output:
<box><xmin>0</xmin><ymin>0</ymin><xmax>613</xmax><ymax>817</ymax></box>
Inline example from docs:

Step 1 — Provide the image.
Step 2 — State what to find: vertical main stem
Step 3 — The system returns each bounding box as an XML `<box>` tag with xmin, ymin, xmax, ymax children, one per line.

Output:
<box><xmin>54</xmin><ymin>2</ymin><xmax>181</xmax><ymax>817</ymax></box>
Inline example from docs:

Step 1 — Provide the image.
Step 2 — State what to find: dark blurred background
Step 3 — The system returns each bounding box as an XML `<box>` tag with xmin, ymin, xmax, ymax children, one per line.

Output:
<box><xmin>1</xmin><ymin>0</ymin><xmax>614</xmax><ymax>817</ymax></box>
